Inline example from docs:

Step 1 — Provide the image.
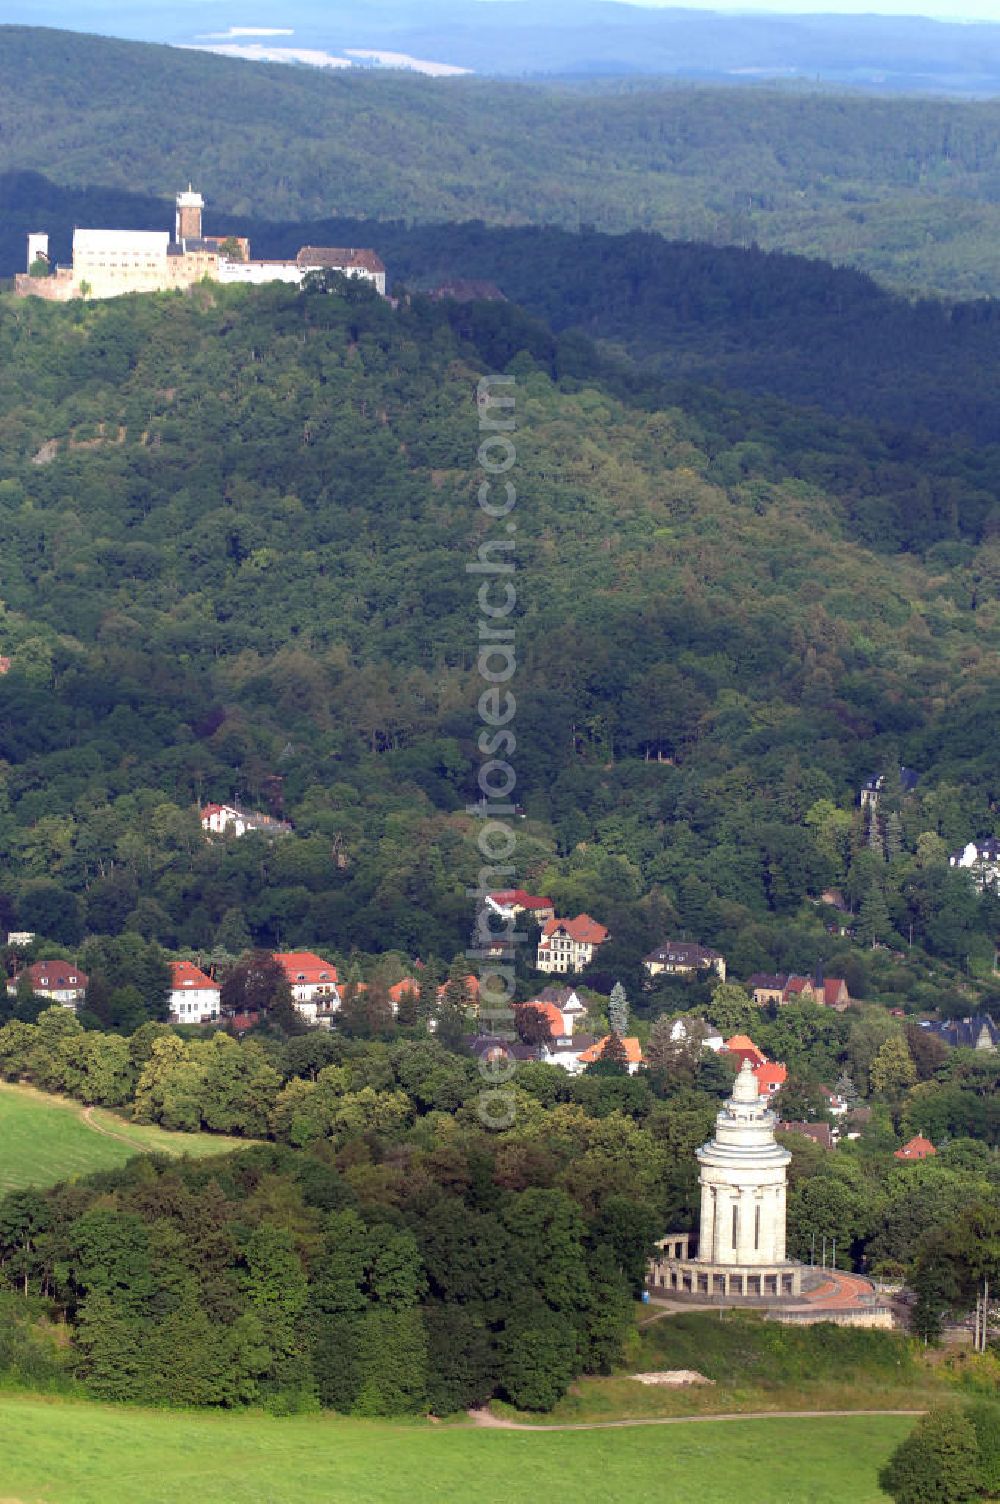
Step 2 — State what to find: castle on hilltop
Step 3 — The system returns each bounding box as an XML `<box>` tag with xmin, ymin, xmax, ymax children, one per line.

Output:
<box><xmin>16</xmin><ymin>186</ymin><xmax>386</xmax><ymax>302</ymax></box>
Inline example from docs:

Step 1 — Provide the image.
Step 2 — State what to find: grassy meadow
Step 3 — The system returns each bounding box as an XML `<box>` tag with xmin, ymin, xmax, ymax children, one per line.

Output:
<box><xmin>0</xmin><ymin>1082</ymin><xmax>248</xmax><ymax>1192</ymax></box>
<box><xmin>0</xmin><ymin>1395</ymin><xmax>911</xmax><ymax>1504</ymax></box>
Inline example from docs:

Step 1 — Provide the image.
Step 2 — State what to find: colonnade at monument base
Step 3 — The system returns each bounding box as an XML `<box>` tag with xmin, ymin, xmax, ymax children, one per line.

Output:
<box><xmin>648</xmin><ymin>1233</ymin><xmax>803</xmax><ymax>1302</ymax></box>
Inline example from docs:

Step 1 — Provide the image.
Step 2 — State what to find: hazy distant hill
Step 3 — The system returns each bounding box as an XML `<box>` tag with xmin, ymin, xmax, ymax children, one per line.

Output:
<box><xmin>7</xmin><ymin>31</ymin><xmax>1000</xmax><ymax>298</ymax></box>
<box><xmin>9</xmin><ymin>1</ymin><xmax>1000</xmax><ymax>91</ymax></box>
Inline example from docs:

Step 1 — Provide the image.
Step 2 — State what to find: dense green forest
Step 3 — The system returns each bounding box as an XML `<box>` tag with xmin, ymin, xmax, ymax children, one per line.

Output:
<box><xmin>12</xmin><ymin>27</ymin><xmax>1000</xmax><ymax>295</ymax></box>
<box><xmin>0</xmin><ymin>279</ymin><xmax>997</xmax><ymax>997</ymax></box>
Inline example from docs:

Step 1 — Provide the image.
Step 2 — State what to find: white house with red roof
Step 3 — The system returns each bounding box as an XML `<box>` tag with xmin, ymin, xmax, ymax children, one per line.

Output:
<box><xmin>722</xmin><ymin>1035</ymin><xmax>787</xmax><ymax>1099</ymax></box>
<box><xmin>536</xmin><ymin>914</ymin><xmax>609</xmax><ymax>975</ymax></box>
<box><xmin>486</xmin><ymin>889</ymin><xmax>556</xmax><ymax>923</ymax></box>
<box><xmin>521</xmin><ymin>986</ymin><xmax>587</xmax><ymax>1035</ymax></box>
<box><xmin>6</xmin><ymin>959</ymin><xmax>88</xmax><ymax>1009</ymax></box>
<box><xmin>274</xmin><ymin>951</ymin><xmax>341</xmax><ymax>1022</ymax></box>
<box><xmin>169</xmin><ymin>960</ymin><xmax>221</xmax><ymax>1024</ymax></box>
<box><xmin>752</xmin><ymin>1060</ymin><xmax>788</xmax><ymax>1099</ymax></box>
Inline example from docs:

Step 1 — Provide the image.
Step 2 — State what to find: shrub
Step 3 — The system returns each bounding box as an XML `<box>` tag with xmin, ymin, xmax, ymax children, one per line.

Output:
<box><xmin>878</xmin><ymin>1407</ymin><xmax>981</xmax><ymax>1504</ymax></box>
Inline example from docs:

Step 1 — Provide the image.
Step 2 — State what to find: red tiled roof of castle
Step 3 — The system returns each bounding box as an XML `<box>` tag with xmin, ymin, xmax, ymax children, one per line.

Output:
<box><xmin>296</xmin><ymin>246</ymin><xmax>385</xmax><ymax>273</ymax></box>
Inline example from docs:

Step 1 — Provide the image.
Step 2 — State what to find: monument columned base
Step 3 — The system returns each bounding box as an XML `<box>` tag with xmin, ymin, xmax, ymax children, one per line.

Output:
<box><xmin>649</xmin><ymin>1234</ymin><xmax>802</xmax><ymax>1302</ymax></box>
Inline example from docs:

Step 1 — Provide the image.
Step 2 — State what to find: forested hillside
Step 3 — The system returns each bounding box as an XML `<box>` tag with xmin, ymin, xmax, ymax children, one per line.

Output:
<box><xmin>0</xmin><ymin>279</ymin><xmax>998</xmax><ymax>994</ymax></box>
<box><xmin>10</xmin><ymin>27</ymin><xmax>1000</xmax><ymax>295</ymax></box>
<box><xmin>12</xmin><ymin>175</ymin><xmax>1000</xmax><ymax>446</ymax></box>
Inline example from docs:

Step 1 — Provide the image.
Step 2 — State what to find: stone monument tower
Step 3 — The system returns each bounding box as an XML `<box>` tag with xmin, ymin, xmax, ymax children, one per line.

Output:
<box><xmin>175</xmin><ymin>186</ymin><xmax>204</xmax><ymax>245</ymax></box>
<box><xmin>697</xmin><ymin>1057</ymin><xmax>789</xmax><ymax>1267</ymax></box>
<box><xmin>649</xmin><ymin>1058</ymin><xmax>802</xmax><ymax>1300</ymax></box>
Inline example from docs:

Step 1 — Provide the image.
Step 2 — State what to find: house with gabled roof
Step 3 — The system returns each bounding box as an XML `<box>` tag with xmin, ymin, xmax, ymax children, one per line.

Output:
<box><xmin>724</xmin><ymin>1034</ymin><xmax>767</xmax><ymax>1069</ymax></box>
<box><xmin>950</xmin><ymin>838</ymin><xmax>1000</xmax><ymax>892</ymax></box>
<box><xmin>894</xmin><ymin>1134</ymin><xmax>936</xmax><ymax>1161</ymax></box>
<box><xmin>577</xmin><ymin>1035</ymin><xmax>645</xmax><ymax>1075</ymax></box>
<box><xmin>644</xmin><ymin>940</ymin><xmax>726</xmax><ymax>982</ymax></box>
<box><xmin>6</xmin><ymin>959</ymin><xmax>88</xmax><ymax>1010</ymax></box>
<box><xmin>169</xmin><ymin>960</ymin><xmax>221</xmax><ymax>1025</ymax></box>
<box><xmin>522</xmin><ymin>986</ymin><xmax>587</xmax><ymax>1035</ymax></box>
<box><xmin>486</xmin><ymin>889</ymin><xmax>555</xmax><ymax>923</ymax></box>
<box><xmin>273</xmin><ymin>951</ymin><xmax>340</xmax><ymax>1022</ymax></box>
<box><xmin>536</xmin><ymin>914</ymin><xmax>608</xmax><ymax>975</ymax></box>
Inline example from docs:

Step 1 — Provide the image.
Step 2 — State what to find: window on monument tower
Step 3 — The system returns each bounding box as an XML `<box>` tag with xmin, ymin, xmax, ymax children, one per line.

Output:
<box><xmin>731</xmin><ymin>1205</ymin><xmax>738</xmax><ymax>1250</ymax></box>
<box><xmin>755</xmin><ymin>1204</ymin><xmax>760</xmax><ymax>1250</ymax></box>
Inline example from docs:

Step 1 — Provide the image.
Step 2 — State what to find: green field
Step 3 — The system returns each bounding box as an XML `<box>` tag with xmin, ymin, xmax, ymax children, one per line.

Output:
<box><xmin>0</xmin><ymin>1396</ymin><xmax>910</xmax><ymax>1504</ymax></box>
<box><xmin>0</xmin><ymin>1083</ymin><xmax>249</xmax><ymax>1192</ymax></box>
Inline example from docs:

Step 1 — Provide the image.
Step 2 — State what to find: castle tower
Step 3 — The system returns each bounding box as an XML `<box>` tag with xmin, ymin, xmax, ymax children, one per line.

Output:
<box><xmin>26</xmin><ymin>233</ymin><xmax>49</xmax><ymax>272</ymax></box>
<box><xmin>175</xmin><ymin>186</ymin><xmax>204</xmax><ymax>245</ymax></box>
<box><xmin>696</xmin><ymin>1059</ymin><xmax>791</xmax><ymax>1267</ymax></box>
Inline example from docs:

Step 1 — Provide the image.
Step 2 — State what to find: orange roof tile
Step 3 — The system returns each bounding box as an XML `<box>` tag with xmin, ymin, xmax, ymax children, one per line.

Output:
<box><xmin>894</xmin><ymin>1134</ymin><xmax>937</xmax><ymax>1160</ymax></box>
<box><xmin>274</xmin><ymin>951</ymin><xmax>339</xmax><ymax>985</ymax></box>
<box><xmin>541</xmin><ymin>913</ymin><xmax>609</xmax><ymax>945</ymax></box>
<box><xmin>578</xmin><ymin>1035</ymin><xmax>644</xmax><ymax>1065</ymax></box>
<box><xmin>170</xmin><ymin>960</ymin><xmax>219</xmax><ymax>991</ymax></box>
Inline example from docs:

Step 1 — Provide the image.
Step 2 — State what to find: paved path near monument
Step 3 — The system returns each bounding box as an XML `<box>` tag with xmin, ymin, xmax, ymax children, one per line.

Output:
<box><xmin>467</xmin><ymin>1407</ymin><xmax>924</xmax><ymax>1432</ymax></box>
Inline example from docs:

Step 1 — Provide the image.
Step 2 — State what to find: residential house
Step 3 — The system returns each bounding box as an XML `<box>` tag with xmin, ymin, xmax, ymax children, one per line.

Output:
<box><xmin>747</xmin><ymin>973</ymin><xmax>850</xmax><ymax>1010</ymax></box>
<box><xmin>667</xmin><ymin>1016</ymin><xmax>725</xmax><ymax>1053</ymax></box>
<box><xmin>723</xmin><ymin>1034</ymin><xmax>767</xmax><ymax>1070</ymax></box>
<box><xmin>752</xmin><ymin>1060</ymin><xmax>788</xmax><ymax>1099</ymax></box>
<box><xmin>782</xmin><ymin>975</ymin><xmax>818</xmax><ymax>1004</ymax></box>
<box><xmin>437</xmin><ymin>975</ymin><xmax>481</xmax><ymax>1006</ymax></box>
<box><xmin>169</xmin><ymin>960</ymin><xmax>221</xmax><ymax>1024</ymax></box>
<box><xmin>541</xmin><ymin>1034</ymin><xmax>599</xmax><ymax>1074</ymax></box>
<box><xmin>820</xmin><ymin>1086</ymin><xmax>851</xmax><ymax>1118</ymax></box>
<box><xmin>814</xmin><ymin>977</ymin><xmax>851</xmax><ymax>1011</ymax></box>
<box><xmin>919</xmin><ymin>1015</ymin><xmax>999</xmax><ymax>1052</ymax></box>
<box><xmin>949</xmin><ymin>838</ymin><xmax>1000</xmax><ymax>892</ymax></box>
<box><xmin>515</xmin><ymin>1001</ymin><xmax>567</xmax><ymax>1042</ymax></box>
<box><xmin>524</xmin><ymin>986</ymin><xmax>587</xmax><ymax>1035</ymax></box>
<box><xmin>746</xmin><ymin>973</ymin><xmax>787</xmax><ymax>1006</ymax></box>
<box><xmin>859</xmin><ymin>767</ymin><xmax>919</xmax><ymax>810</ymax></box>
<box><xmin>7</xmin><ymin>959</ymin><xmax>88</xmax><ymax>1009</ymax></box>
<box><xmin>536</xmin><ymin>914</ymin><xmax>609</xmax><ymax>975</ymax></box>
<box><xmin>5</xmin><ymin>931</ymin><xmax>35</xmax><ymax>949</ymax></box>
<box><xmin>643</xmin><ymin>940</ymin><xmax>726</xmax><ymax>982</ymax></box>
<box><xmin>894</xmin><ymin>1134</ymin><xmax>937</xmax><ymax>1161</ymax></box>
<box><xmin>469</xmin><ymin>1036</ymin><xmax>539</xmax><ymax>1069</ymax></box>
<box><xmin>201</xmin><ymin>802</ymin><xmax>292</xmax><ymax>839</ymax></box>
<box><xmin>577</xmin><ymin>1035</ymin><xmax>645</xmax><ymax>1075</ymax></box>
<box><xmin>273</xmin><ymin>951</ymin><xmax>341</xmax><ymax>1023</ymax></box>
<box><xmin>486</xmin><ymin>889</ymin><xmax>556</xmax><ymax>923</ymax></box>
<box><xmin>780</xmin><ymin>1121</ymin><xmax>834</xmax><ymax>1150</ymax></box>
